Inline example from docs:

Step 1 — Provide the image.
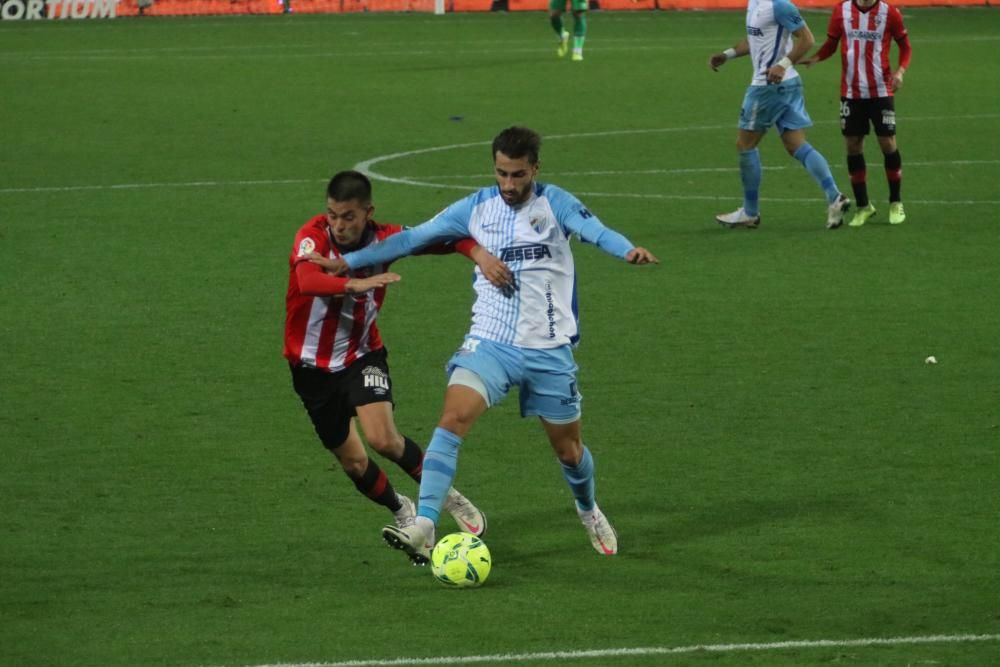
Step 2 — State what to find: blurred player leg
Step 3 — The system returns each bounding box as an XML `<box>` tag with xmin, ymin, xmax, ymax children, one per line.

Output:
<box><xmin>549</xmin><ymin>1</ymin><xmax>569</xmax><ymax>58</ymax></box>
<box><xmin>571</xmin><ymin>10</ymin><xmax>586</xmax><ymax>61</ymax></box>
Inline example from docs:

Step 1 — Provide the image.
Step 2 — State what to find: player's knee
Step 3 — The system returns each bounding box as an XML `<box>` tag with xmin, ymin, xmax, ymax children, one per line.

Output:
<box><xmin>438</xmin><ymin>408</ymin><xmax>476</xmax><ymax>437</ymax></box>
<box><xmin>782</xmin><ymin>138</ymin><xmax>803</xmax><ymax>156</ymax></box>
<box><xmin>555</xmin><ymin>446</ymin><xmax>583</xmax><ymax>467</ymax></box>
<box><xmin>846</xmin><ymin>137</ymin><xmax>865</xmax><ymax>154</ymax></box>
<box><xmin>366</xmin><ymin>430</ymin><xmax>404</xmax><ymax>458</ymax></box>
<box><xmin>336</xmin><ymin>452</ymin><xmax>369</xmax><ymax>478</ymax></box>
<box><xmin>552</xmin><ymin>438</ymin><xmax>584</xmax><ymax>466</ymax></box>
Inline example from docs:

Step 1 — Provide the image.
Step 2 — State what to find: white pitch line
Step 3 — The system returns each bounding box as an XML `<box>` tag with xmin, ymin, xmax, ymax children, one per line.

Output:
<box><xmin>4</xmin><ymin>117</ymin><xmax>999</xmax><ymax>199</ymax></box>
<box><xmin>0</xmin><ymin>43</ymin><xmax>743</xmax><ymax>63</ymax></box>
<box><xmin>0</xmin><ymin>36</ymin><xmax>720</xmax><ymax>59</ymax></box>
<box><xmin>575</xmin><ymin>192</ymin><xmax>1000</xmax><ymax>205</ymax></box>
<box><xmin>354</xmin><ymin>116</ymin><xmax>1000</xmax><ymax>205</ymax></box>
<box><xmin>399</xmin><ymin>158</ymin><xmax>1000</xmax><ymax>180</ymax></box>
<box><xmin>0</xmin><ymin>178</ymin><xmax>319</xmax><ymax>195</ymax></box>
<box><xmin>4</xmin><ymin>157</ymin><xmax>999</xmax><ymax>198</ymax></box>
<box><xmin>216</xmin><ymin>633</ymin><xmax>1000</xmax><ymax>667</ymax></box>
<box><xmin>3</xmin><ymin>179</ymin><xmax>993</xmax><ymax>205</ymax></box>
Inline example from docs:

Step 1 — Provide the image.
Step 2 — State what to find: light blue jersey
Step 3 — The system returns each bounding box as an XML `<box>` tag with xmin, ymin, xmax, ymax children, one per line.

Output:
<box><xmin>343</xmin><ymin>182</ymin><xmax>635</xmax><ymax>350</ymax></box>
<box><xmin>746</xmin><ymin>0</ymin><xmax>806</xmax><ymax>86</ymax></box>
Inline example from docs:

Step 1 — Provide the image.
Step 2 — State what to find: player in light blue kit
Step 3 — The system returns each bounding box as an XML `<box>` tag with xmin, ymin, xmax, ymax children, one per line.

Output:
<box><xmin>316</xmin><ymin>127</ymin><xmax>658</xmax><ymax>563</ymax></box>
<box><xmin>708</xmin><ymin>0</ymin><xmax>851</xmax><ymax>230</ymax></box>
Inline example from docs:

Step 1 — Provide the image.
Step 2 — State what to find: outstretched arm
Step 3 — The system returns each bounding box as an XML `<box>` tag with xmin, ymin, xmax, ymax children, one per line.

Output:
<box><xmin>342</xmin><ymin>201</ymin><xmax>472</xmax><ymax>270</ymax></box>
<box><xmin>574</xmin><ymin>218</ymin><xmax>659</xmax><ymax>265</ymax></box>
<box><xmin>547</xmin><ymin>185</ymin><xmax>658</xmax><ymax>265</ymax></box>
<box><xmin>305</xmin><ymin>235</ymin><xmax>513</xmax><ymax>289</ymax></box>
<box><xmin>295</xmin><ymin>261</ymin><xmax>400</xmax><ymax>296</ymax></box>
<box><xmin>624</xmin><ymin>247</ymin><xmax>659</xmax><ymax>265</ymax></box>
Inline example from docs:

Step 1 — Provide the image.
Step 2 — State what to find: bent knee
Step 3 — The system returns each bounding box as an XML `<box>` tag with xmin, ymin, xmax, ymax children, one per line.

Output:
<box><xmin>337</xmin><ymin>454</ymin><xmax>369</xmax><ymax>478</ymax></box>
<box><xmin>438</xmin><ymin>409</ymin><xmax>477</xmax><ymax>437</ymax></box>
<box><xmin>552</xmin><ymin>439</ymin><xmax>584</xmax><ymax>466</ymax></box>
<box><xmin>367</xmin><ymin>436</ymin><xmax>404</xmax><ymax>459</ymax></box>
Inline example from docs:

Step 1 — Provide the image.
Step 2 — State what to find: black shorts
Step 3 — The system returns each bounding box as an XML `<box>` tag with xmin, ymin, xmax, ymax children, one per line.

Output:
<box><xmin>840</xmin><ymin>97</ymin><xmax>896</xmax><ymax>137</ymax></box>
<box><xmin>289</xmin><ymin>348</ymin><xmax>395</xmax><ymax>451</ymax></box>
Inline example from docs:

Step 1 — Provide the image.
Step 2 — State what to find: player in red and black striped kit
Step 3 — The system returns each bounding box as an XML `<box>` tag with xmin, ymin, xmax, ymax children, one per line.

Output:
<box><xmin>285</xmin><ymin>170</ymin><xmax>509</xmax><ymax>541</ymax></box>
<box><xmin>803</xmin><ymin>0</ymin><xmax>912</xmax><ymax>226</ymax></box>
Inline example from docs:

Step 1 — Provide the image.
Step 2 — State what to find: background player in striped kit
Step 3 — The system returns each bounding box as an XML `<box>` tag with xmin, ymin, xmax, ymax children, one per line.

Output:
<box><xmin>801</xmin><ymin>0</ymin><xmax>912</xmax><ymax>226</ymax></box>
<box><xmin>313</xmin><ymin>128</ymin><xmax>658</xmax><ymax>564</ymax></box>
<box><xmin>708</xmin><ymin>0</ymin><xmax>851</xmax><ymax>230</ymax></box>
<box><xmin>284</xmin><ymin>171</ymin><xmax>501</xmax><ymax>540</ymax></box>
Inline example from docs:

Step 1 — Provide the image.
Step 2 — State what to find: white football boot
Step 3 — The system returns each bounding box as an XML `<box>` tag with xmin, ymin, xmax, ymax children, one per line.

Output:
<box><xmin>826</xmin><ymin>193</ymin><xmax>851</xmax><ymax>229</ymax></box>
<box><xmin>577</xmin><ymin>504</ymin><xmax>618</xmax><ymax>556</ymax></box>
<box><xmin>444</xmin><ymin>488</ymin><xmax>488</xmax><ymax>536</ymax></box>
<box><xmin>382</xmin><ymin>519</ymin><xmax>433</xmax><ymax>566</ymax></box>
<box><xmin>392</xmin><ymin>494</ymin><xmax>416</xmax><ymax>530</ymax></box>
<box><xmin>715</xmin><ymin>207</ymin><xmax>761</xmax><ymax>229</ymax></box>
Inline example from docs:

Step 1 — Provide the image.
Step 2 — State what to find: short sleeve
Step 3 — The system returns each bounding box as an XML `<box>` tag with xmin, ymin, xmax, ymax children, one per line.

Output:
<box><xmin>773</xmin><ymin>0</ymin><xmax>806</xmax><ymax>32</ymax></box>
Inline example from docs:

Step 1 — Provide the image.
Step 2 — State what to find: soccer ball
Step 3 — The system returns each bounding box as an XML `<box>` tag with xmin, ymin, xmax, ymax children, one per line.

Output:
<box><xmin>430</xmin><ymin>532</ymin><xmax>492</xmax><ymax>588</ymax></box>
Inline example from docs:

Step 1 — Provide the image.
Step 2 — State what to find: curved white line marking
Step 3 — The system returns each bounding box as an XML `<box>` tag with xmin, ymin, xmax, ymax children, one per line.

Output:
<box><xmin>353</xmin><ymin>117</ymin><xmax>1000</xmax><ymax>204</ymax></box>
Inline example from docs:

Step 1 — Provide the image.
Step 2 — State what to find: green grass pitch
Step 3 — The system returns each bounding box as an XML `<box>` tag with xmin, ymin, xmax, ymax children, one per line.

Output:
<box><xmin>1</xmin><ymin>8</ymin><xmax>999</xmax><ymax>667</ymax></box>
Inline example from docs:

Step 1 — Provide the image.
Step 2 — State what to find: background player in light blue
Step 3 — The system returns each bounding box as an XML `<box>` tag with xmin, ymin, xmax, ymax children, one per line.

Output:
<box><xmin>708</xmin><ymin>0</ymin><xmax>851</xmax><ymax>230</ymax></box>
<box><xmin>312</xmin><ymin>127</ymin><xmax>658</xmax><ymax>562</ymax></box>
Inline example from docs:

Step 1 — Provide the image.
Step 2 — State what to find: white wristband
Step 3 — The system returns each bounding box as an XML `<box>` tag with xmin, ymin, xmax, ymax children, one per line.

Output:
<box><xmin>723</xmin><ymin>48</ymin><xmax>738</xmax><ymax>60</ymax></box>
<box><xmin>777</xmin><ymin>56</ymin><xmax>793</xmax><ymax>69</ymax></box>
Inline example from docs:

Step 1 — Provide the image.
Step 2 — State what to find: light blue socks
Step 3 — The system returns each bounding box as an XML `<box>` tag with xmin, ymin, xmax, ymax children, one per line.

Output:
<box><xmin>417</xmin><ymin>427</ymin><xmax>461</xmax><ymax>523</ymax></box>
<box><xmin>794</xmin><ymin>143</ymin><xmax>840</xmax><ymax>203</ymax></box>
<box><xmin>560</xmin><ymin>445</ymin><xmax>596</xmax><ymax>512</ymax></box>
<box><xmin>739</xmin><ymin>148</ymin><xmax>762</xmax><ymax>216</ymax></box>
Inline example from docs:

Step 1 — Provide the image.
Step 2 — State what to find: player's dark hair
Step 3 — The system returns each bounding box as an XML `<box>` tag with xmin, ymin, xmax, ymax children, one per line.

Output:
<box><xmin>492</xmin><ymin>127</ymin><xmax>542</xmax><ymax>165</ymax></box>
<box><xmin>326</xmin><ymin>170</ymin><xmax>372</xmax><ymax>204</ymax></box>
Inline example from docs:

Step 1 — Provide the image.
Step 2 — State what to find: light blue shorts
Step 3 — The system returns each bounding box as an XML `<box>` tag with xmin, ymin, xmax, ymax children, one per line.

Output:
<box><xmin>446</xmin><ymin>336</ymin><xmax>582</xmax><ymax>423</ymax></box>
<box><xmin>739</xmin><ymin>80</ymin><xmax>813</xmax><ymax>134</ymax></box>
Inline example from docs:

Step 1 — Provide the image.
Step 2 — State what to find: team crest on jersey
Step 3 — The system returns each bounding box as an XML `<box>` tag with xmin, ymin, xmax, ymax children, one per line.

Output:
<box><xmin>297</xmin><ymin>237</ymin><xmax>316</xmax><ymax>257</ymax></box>
<box><xmin>362</xmin><ymin>366</ymin><xmax>389</xmax><ymax>395</ymax></box>
<box><xmin>529</xmin><ymin>217</ymin><xmax>545</xmax><ymax>233</ymax></box>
